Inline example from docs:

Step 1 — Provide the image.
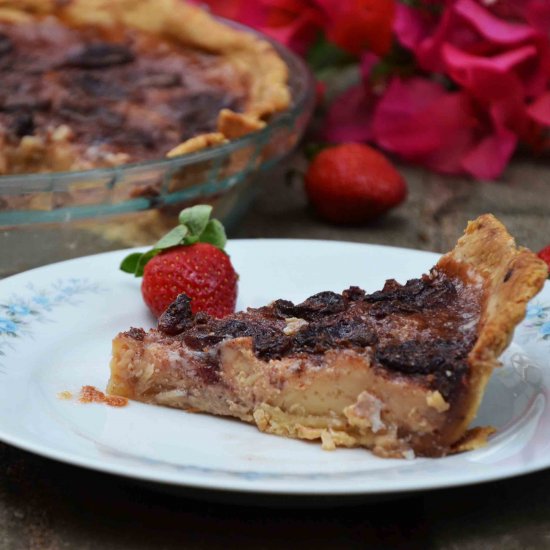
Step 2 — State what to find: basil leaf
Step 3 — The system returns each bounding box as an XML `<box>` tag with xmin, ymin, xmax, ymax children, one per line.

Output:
<box><xmin>135</xmin><ymin>249</ymin><xmax>160</xmax><ymax>277</ymax></box>
<box><xmin>199</xmin><ymin>219</ymin><xmax>227</xmax><ymax>250</ymax></box>
<box><xmin>120</xmin><ymin>252</ymin><xmax>143</xmax><ymax>274</ymax></box>
<box><xmin>154</xmin><ymin>224</ymin><xmax>188</xmax><ymax>250</ymax></box>
<box><xmin>178</xmin><ymin>205</ymin><xmax>212</xmax><ymax>237</ymax></box>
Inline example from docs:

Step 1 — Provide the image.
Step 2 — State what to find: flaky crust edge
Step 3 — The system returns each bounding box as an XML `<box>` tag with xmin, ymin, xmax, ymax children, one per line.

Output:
<box><xmin>0</xmin><ymin>0</ymin><xmax>290</xmax><ymax>157</ymax></box>
<box><xmin>438</xmin><ymin>214</ymin><xmax>548</xmax><ymax>447</ymax></box>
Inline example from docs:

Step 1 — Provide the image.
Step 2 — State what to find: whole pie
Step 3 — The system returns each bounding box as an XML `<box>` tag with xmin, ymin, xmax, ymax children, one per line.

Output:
<box><xmin>0</xmin><ymin>0</ymin><xmax>290</xmax><ymax>174</ymax></box>
<box><xmin>107</xmin><ymin>215</ymin><xmax>547</xmax><ymax>458</ymax></box>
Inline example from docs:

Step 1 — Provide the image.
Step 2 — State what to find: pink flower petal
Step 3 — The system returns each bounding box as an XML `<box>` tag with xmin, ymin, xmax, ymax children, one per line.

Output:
<box><xmin>455</xmin><ymin>0</ymin><xmax>536</xmax><ymax>44</ymax></box>
<box><xmin>369</xmin><ymin>77</ymin><xmax>518</xmax><ymax>179</ymax></box>
<box><xmin>373</xmin><ymin>77</ymin><xmax>447</xmax><ymax>121</ymax></box>
<box><xmin>444</xmin><ymin>42</ymin><xmax>537</xmax><ymax>74</ymax></box>
<box><xmin>394</xmin><ymin>4</ymin><xmax>434</xmax><ymax>52</ymax></box>
<box><xmin>372</xmin><ymin>78</ymin><xmax>477</xmax><ymax>174</ymax></box>
<box><xmin>526</xmin><ymin>92</ymin><xmax>550</xmax><ymax>125</ymax></box>
<box><xmin>321</xmin><ymin>84</ymin><xmax>375</xmax><ymax>143</ymax></box>
<box><xmin>443</xmin><ymin>42</ymin><xmax>533</xmax><ymax>102</ymax></box>
<box><xmin>414</xmin><ymin>8</ymin><xmax>457</xmax><ymax>73</ymax></box>
<box><xmin>461</xmin><ymin>127</ymin><xmax>516</xmax><ymax>180</ymax></box>
<box><xmin>360</xmin><ymin>52</ymin><xmax>380</xmax><ymax>81</ymax></box>
<box><xmin>458</xmin><ymin>101</ymin><xmax>517</xmax><ymax>179</ymax></box>
<box><xmin>526</xmin><ymin>1</ymin><xmax>550</xmax><ymax>34</ymax></box>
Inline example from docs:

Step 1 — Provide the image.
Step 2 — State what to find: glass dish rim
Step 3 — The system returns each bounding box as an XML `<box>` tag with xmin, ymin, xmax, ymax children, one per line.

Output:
<box><xmin>0</xmin><ymin>15</ymin><xmax>315</xmax><ymax>189</ymax></box>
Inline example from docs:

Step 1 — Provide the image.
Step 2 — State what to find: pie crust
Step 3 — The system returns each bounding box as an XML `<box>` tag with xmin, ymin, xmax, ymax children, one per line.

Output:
<box><xmin>107</xmin><ymin>215</ymin><xmax>547</xmax><ymax>458</ymax></box>
<box><xmin>0</xmin><ymin>0</ymin><xmax>290</xmax><ymax>174</ymax></box>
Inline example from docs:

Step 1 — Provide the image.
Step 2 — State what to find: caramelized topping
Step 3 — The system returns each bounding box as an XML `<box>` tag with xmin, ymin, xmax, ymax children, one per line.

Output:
<box><xmin>64</xmin><ymin>42</ymin><xmax>135</xmax><ymax>68</ymax></box>
<box><xmin>158</xmin><ymin>294</ymin><xmax>194</xmax><ymax>336</ymax></box>
<box><xmin>291</xmin><ymin>317</ymin><xmax>376</xmax><ymax>354</ymax></box>
<box><xmin>150</xmin><ymin>265</ymin><xmax>481</xmax><ymax>399</ymax></box>
<box><xmin>365</xmin><ymin>275</ymin><xmax>457</xmax><ymax>318</ymax></box>
<box><xmin>273</xmin><ymin>291</ymin><xmax>347</xmax><ymax>321</ymax></box>
<box><xmin>0</xmin><ymin>18</ymin><xmax>247</xmax><ymax>167</ymax></box>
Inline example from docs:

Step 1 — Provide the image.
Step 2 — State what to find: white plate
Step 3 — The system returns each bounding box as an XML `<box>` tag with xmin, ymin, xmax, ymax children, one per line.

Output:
<box><xmin>0</xmin><ymin>239</ymin><xmax>549</xmax><ymax>498</ymax></box>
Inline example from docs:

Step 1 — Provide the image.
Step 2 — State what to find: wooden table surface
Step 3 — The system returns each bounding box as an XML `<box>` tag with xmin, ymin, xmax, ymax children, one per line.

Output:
<box><xmin>1</xmin><ymin>158</ymin><xmax>549</xmax><ymax>549</ymax></box>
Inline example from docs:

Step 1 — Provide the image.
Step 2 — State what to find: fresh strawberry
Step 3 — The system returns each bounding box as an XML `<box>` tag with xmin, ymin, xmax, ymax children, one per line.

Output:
<box><xmin>538</xmin><ymin>245</ymin><xmax>550</xmax><ymax>277</ymax></box>
<box><xmin>304</xmin><ymin>143</ymin><xmax>407</xmax><ymax>224</ymax></box>
<box><xmin>120</xmin><ymin>205</ymin><xmax>238</xmax><ymax>318</ymax></box>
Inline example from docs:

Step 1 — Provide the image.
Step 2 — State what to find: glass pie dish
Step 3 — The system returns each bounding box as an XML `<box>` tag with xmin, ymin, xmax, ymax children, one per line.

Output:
<box><xmin>0</xmin><ymin>24</ymin><xmax>315</xmax><ymax>277</ymax></box>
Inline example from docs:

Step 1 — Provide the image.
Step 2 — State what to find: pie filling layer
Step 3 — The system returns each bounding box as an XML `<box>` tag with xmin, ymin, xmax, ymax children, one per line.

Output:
<box><xmin>155</xmin><ymin>267</ymin><xmax>480</xmax><ymax>402</ymax></box>
<box><xmin>0</xmin><ymin>17</ymin><xmax>247</xmax><ymax>172</ymax></box>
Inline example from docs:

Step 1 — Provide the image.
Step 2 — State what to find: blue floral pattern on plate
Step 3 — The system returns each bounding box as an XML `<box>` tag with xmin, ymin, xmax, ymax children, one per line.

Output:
<box><xmin>522</xmin><ymin>301</ymin><xmax>550</xmax><ymax>343</ymax></box>
<box><xmin>0</xmin><ymin>278</ymin><xmax>103</xmax><ymax>365</ymax></box>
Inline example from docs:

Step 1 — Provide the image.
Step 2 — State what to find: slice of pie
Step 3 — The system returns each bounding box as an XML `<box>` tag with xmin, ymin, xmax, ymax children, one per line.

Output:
<box><xmin>107</xmin><ymin>215</ymin><xmax>548</xmax><ymax>458</ymax></box>
<box><xmin>0</xmin><ymin>0</ymin><xmax>289</xmax><ymax>173</ymax></box>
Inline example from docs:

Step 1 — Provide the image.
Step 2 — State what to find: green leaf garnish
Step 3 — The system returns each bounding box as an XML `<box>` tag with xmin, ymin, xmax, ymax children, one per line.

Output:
<box><xmin>178</xmin><ymin>205</ymin><xmax>212</xmax><ymax>237</ymax></box>
<box><xmin>183</xmin><ymin>234</ymin><xmax>199</xmax><ymax>246</ymax></box>
<box><xmin>120</xmin><ymin>204</ymin><xmax>228</xmax><ymax>277</ymax></box>
<box><xmin>135</xmin><ymin>250</ymin><xmax>160</xmax><ymax>277</ymax></box>
<box><xmin>120</xmin><ymin>252</ymin><xmax>142</xmax><ymax>274</ymax></box>
<box><xmin>199</xmin><ymin>219</ymin><xmax>226</xmax><ymax>250</ymax></box>
<box><xmin>154</xmin><ymin>224</ymin><xmax>188</xmax><ymax>250</ymax></box>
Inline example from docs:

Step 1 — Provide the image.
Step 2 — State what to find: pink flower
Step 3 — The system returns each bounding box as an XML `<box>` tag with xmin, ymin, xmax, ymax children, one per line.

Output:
<box><xmin>324</xmin><ymin>75</ymin><xmax>517</xmax><ymax>179</ymax></box>
<box><xmin>371</xmin><ymin>77</ymin><xmax>516</xmax><ymax>179</ymax></box>
<box><xmin>375</xmin><ymin>0</ymin><xmax>550</xmax><ymax>177</ymax></box>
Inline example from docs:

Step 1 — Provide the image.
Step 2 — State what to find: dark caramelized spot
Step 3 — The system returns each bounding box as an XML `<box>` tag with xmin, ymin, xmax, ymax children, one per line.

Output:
<box><xmin>251</xmin><ymin>325</ymin><xmax>291</xmax><ymax>359</ymax></box>
<box><xmin>273</xmin><ymin>291</ymin><xmax>346</xmax><ymax>321</ymax></box>
<box><xmin>375</xmin><ymin>339</ymin><xmax>468</xmax><ymax>375</ymax></box>
<box><xmin>375</xmin><ymin>339</ymin><xmax>469</xmax><ymax>397</ymax></box>
<box><xmin>366</xmin><ymin>274</ymin><xmax>457</xmax><ymax>318</ymax></box>
<box><xmin>72</xmin><ymin>72</ymin><xmax>126</xmax><ymax>99</ymax></box>
<box><xmin>64</xmin><ymin>42</ymin><xmax>135</xmax><ymax>68</ymax></box>
<box><xmin>178</xmin><ymin>91</ymin><xmax>240</xmax><ymax>140</ymax></box>
<box><xmin>158</xmin><ymin>294</ymin><xmax>194</xmax><ymax>336</ymax></box>
<box><xmin>293</xmin><ymin>318</ymin><xmax>377</xmax><ymax>354</ymax></box>
<box><xmin>183</xmin><ymin>319</ymin><xmax>250</xmax><ymax>349</ymax></box>
<box><xmin>182</xmin><ymin>317</ymin><xmax>291</xmax><ymax>360</ymax></box>
<box><xmin>504</xmin><ymin>269</ymin><xmax>513</xmax><ymax>282</ymax></box>
<box><xmin>342</xmin><ymin>286</ymin><xmax>365</xmax><ymax>302</ymax></box>
<box><xmin>11</xmin><ymin>112</ymin><xmax>35</xmax><ymax>137</ymax></box>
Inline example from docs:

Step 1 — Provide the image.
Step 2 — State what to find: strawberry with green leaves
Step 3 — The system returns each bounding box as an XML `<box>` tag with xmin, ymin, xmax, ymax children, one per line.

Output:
<box><xmin>121</xmin><ymin>205</ymin><xmax>238</xmax><ymax>318</ymax></box>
